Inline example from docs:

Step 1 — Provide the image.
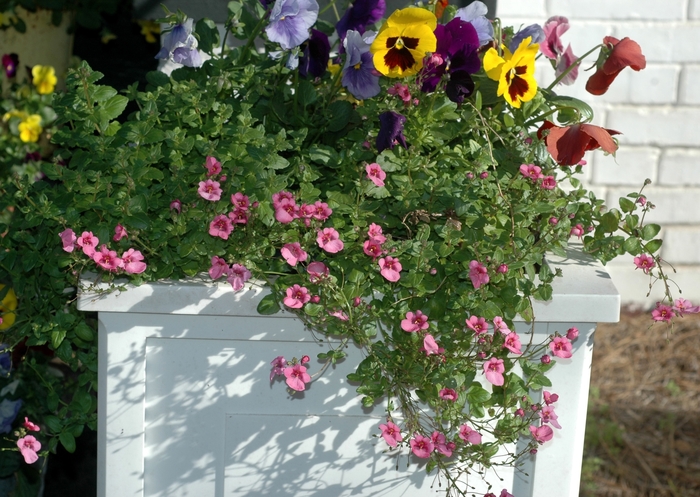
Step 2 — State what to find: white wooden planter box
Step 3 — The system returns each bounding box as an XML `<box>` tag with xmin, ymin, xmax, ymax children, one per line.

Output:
<box><xmin>78</xmin><ymin>248</ymin><xmax>619</xmax><ymax>497</ymax></box>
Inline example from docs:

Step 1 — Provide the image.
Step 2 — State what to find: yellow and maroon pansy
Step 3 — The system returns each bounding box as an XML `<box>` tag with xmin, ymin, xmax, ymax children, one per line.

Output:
<box><xmin>483</xmin><ymin>37</ymin><xmax>539</xmax><ymax>108</ymax></box>
<box><xmin>370</xmin><ymin>7</ymin><xmax>438</xmax><ymax>78</ymax></box>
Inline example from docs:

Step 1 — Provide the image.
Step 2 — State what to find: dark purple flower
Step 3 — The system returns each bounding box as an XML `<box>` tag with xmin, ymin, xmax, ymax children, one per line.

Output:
<box><xmin>336</xmin><ymin>0</ymin><xmax>385</xmax><ymax>40</ymax></box>
<box><xmin>509</xmin><ymin>23</ymin><xmax>545</xmax><ymax>53</ymax></box>
<box><xmin>265</xmin><ymin>0</ymin><xmax>319</xmax><ymax>50</ymax></box>
<box><xmin>455</xmin><ymin>1</ymin><xmax>493</xmax><ymax>46</ymax></box>
<box><xmin>2</xmin><ymin>53</ymin><xmax>19</xmax><ymax>78</ymax></box>
<box><xmin>299</xmin><ymin>29</ymin><xmax>330</xmax><ymax>78</ymax></box>
<box><xmin>24</xmin><ymin>152</ymin><xmax>41</xmax><ymax>163</ymax></box>
<box><xmin>420</xmin><ymin>18</ymin><xmax>480</xmax><ymax>102</ymax></box>
<box><xmin>342</xmin><ymin>30</ymin><xmax>380</xmax><ymax>100</ymax></box>
<box><xmin>376</xmin><ymin>111</ymin><xmax>408</xmax><ymax>153</ymax></box>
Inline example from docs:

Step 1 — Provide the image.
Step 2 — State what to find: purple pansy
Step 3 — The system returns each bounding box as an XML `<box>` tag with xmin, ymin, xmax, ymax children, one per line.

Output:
<box><xmin>336</xmin><ymin>0</ymin><xmax>385</xmax><ymax>40</ymax></box>
<box><xmin>455</xmin><ymin>1</ymin><xmax>493</xmax><ymax>46</ymax></box>
<box><xmin>509</xmin><ymin>23</ymin><xmax>545</xmax><ymax>52</ymax></box>
<box><xmin>421</xmin><ymin>18</ymin><xmax>480</xmax><ymax>103</ymax></box>
<box><xmin>299</xmin><ymin>29</ymin><xmax>330</xmax><ymax>78</ymax></box>
<box><xmin>342</xmin><ymin>30</ymin><xmax>380</xmax><ymax>100</ymax></box>
<box><xmin>155</xmin><ymin>18</ymin><xmax>202</xmax><ymax>68</ymax></box>
<box><xmin>376</xmin><ymin>111</ymin><xmax>408</xmax><ymax>153</ymax></box>
<box><xmin>265</xmin><ymin>0</ymin><xmax>319</xmax><ymax>50</ymax></box>
<box><xmin>2</xmin><ymin>53</ymin><xmax>19</xmax><ymax>78</ymax></box>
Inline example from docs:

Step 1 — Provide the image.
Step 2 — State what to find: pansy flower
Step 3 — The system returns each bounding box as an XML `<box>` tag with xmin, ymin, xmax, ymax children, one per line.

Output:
<box><xmin>31</xmin><ymin>65</ymin><xmax>57</xmax><ymax>94</ymax></box>
<box><xmin>376</xmin><ymin>111</ymin><xmax>407</xmax><ymax>153</ymax></box>
<box><xmin>538</xmin><ymin>120</ymin><xmax>620</xmax><ymax>166</ymax></box>
<box><xmin>342</xmin><ymin>30</ymin><xmax>381</xmax><ymax>100</ymax></box>
<box><xmin>299</xmin><ymin>29</ymin><xmax>330</xmax><ymax>78</ymax></box>
<box><xmin>454</xmin><ymin>1</ymin><xmax>493</xmax><ymax>46</ymax></box>
<box><xmin>370</xmin><ymin>7</ymin><xmax>437</xmax><ymax>78</ymax></box>
<box><xmin>586</xmin><ymin>36</ymin><xmax>646</xmax><ymax>95</ymax></box>
<box><xmin>2</xmin><ymin>53</ymin><xmax>18</xmax><ymax>78</ymax></box>
<box><xmin>483</xmin><ymin>37</ymin><xmax>539</xmax><ymax>108</ymax></box>
<box><xmin>265</xmin><ymin>0</ymin><xmax>319</xmax><ymax>50</ymax></box>
<box><xmin>540</xmin><ymin>17</ymin><xmax>578</xmax><ymax>85</ymax></box>
<box><xmin>336</xmin><ymin>0</ymin><xmax>385</xmax><ymax>41</ymax></box>
<box><xmin>155</xmin><ymin>18</ymin><xmax>202</xmax><ymax>68</ymax></box>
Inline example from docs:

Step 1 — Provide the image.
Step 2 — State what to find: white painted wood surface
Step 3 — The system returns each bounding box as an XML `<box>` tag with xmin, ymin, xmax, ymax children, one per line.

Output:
<box><xmin>78</xmin><ymin>247</ymin><xmax>619</xmax><ymax>497</ymax></box>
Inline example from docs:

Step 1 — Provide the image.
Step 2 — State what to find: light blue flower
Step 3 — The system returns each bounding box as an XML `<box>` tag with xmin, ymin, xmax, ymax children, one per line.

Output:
<box><xmin>265</xmin><ymin>0</ymin><xmax>319</xmax><ymax>50</ymax></box>
<box><xmin>455</xmin><ymin>1</ymin><xmax>494</xmax><ymax>46</ymax></box>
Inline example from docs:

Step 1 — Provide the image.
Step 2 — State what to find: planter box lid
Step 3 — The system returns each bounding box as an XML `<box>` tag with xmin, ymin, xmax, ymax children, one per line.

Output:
<box><xmin>78</xmin><ymin>246</ymin><xmax>620</xmax><ymax>323</ymax></box>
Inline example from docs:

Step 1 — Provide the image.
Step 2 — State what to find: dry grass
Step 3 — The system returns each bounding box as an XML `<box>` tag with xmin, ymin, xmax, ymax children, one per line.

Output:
<box><xmin>581</xmin><ymin>311</ymin><xmax>700</xmax><ymax>497</ymax></box>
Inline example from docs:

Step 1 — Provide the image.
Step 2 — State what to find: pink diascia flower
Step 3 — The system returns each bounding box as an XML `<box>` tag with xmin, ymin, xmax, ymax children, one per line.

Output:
<box><xmin>493</xmin><ymin>316</ymin><xmax>511</xmax><ymax>334</ymax></box>
<box><xmin>229</xmin><ymin>209</ymin><xmax>249</xmax><ymax>225</ymax></box>
<box><xmin>378</xmin><ymin>256</ymin><xmax>402</xmax><ymax>282</ymax></box>
<box><xmin>281</xmin><ymin>242</ymin><xmax>308</xmax><ymax>266</ymax></box>
<box><xmin>529</xmin><ymin>424</ymin><xmax>554</xmax><ymax>444</ymax></box>
<box><xmin>379</xmin><ymin>421</ymin><xmax>403</xmax><ymax>448</ymax></box>
<box><xmin>549</xmin><ymin>336</ymin><xmax>573</xmax><ymax>358</ymax></box>
<box><xmin>270</xmin><ymin>355</ymin><xmax>286</xmax><ymax>381</ymax></box>
<box><xmin>307</xmin><ymin>261</ymin><xmax>329</xmax><ymax>283</ymax></box>
<box><xmin>272</xmin><ymin>191</ymin><xmax>295</xmax><ymax>208</ymax></box>
<box><xmin>317</xmin><ymin>228</ymin><xmax>344</xmax><ymax>253</ymax></box>
<box><xmin>519</xmin><ymin>163</ymin><xmax>543</xmax><ymax>180</ymax></box>
<box><xmin>423</xmin><ymin>334</ymin><xmax>442</xmax><ymax>356</ymax></box>
<box><xmin>76</xmin><ymin>231</ymin><xmax>99</xmax><ymax>257</ymax></box>
<box><xmin>284</xmin><ymin>364</ymin><xmax>311</xmax><ymax>391</ymax></box>
<box><xmin>198</xmin><ymin>179</ymin><xmax>222</xmax><ymax>201</ymax></box>
<box><xmin>59</xmin><ymin>228</ymin><xmax>76</xmax><ymax>252</ymax></box>
<box><xmin>503</xmin><ymin>332</ymin><xmax>522</xmax><ymax>354</ymax></box>
<box><xmin>410</xmin><ymin>433</ymin><xmax>434</xmax><ymax>458</ymax></box>
<box><xmin>204</xmin><ymin>156</ymin><xmax>222</xmax><ymax>176</ymax></box>
<box><xmin>673</xmin><ymin>298</ymin><xmax>700</xmax><ymax>316</ymax></box>
<box><xmin>312</xmin><ymin>201</ymin><xmax>332</xmax><ymax>220</ymax></box>
<box><xmin>231</xmin><ymin>192</ymin><xmax>250</xmax><ymax>210</ymax></box>
<box><xmin>227</xmin><ymin>264</ymin><xmax>251</xmax><ymax>292</ymax></box>
<box><xmin>543</xmin><ymin>391</ymin><xmax>559</xmax><ymax>405</ymax></box>
<box><xmin>633</xmin><ymin>253</ymin><xmax>655</xmax><ymax>274</ymax></box>
<box><xmin>458</xmin><ymin>424</ymin><xmax>482</xmax><ymax>445</ymax></box>
<box><xmin>23</xmin><ymin>417</ymin><xmax>40</xmax><ymax>432</ymax></box>
<box><xmin>283</xmin><ymin>284</ymin><xmax>311</xmax><ymax>309</ymax></box>
<box><xmin>366</xmin><ymin>163</ymin><xmax>387</xmax><ymax>187</ymax></box>
<box><xmin>113</xmin><ymin>224</ymin><xmax>128</xmax><ymax>241</ymax></box>
<box><xmin>401</xmin><ymin>310</ymin><xmax>429</xmax><ymax>332</ymax></box>
<box><xmin>329</xmin><ymin>309</ymin><xmax>349</xmax><ymax>321</ymax></box>
<box><xmin>17</xmin><ymin>435</ymin><xmax>41</xmax><ymax>464</ymax></box>
<box><xmin>363</xmin><ymin>239</ymin><xmax>383</xmax><ymax>259</ymax></box>
<box><xmin>209</xmin><ymin>255</ymin><xmax>230</xmax><ymax>280</ymax></box>
<box><xmin>652</xmin><ymin>302</ymin><xmax>674</xmax><ymax>322</ymax></box>
<box><xmin>170</xmin><ymin>199</ymin><xmax>182</xmax><ymax>213</ymax></box>
<box><xmin>368</xmin><ymin>223</ymin><xmax>387</xmax><ymax>244</ymax></box>
<box><xmin>539</xmin><ymin>405</ymin><xmax>562</xmax><ymax>429</ymax></box>
<box><xmin>431</xmin><ymin>431</ymin><xmax>452</xmax><ymax>457</ymax></box>
<box><xmin>439</xmin><ymin>388</ymin><xmax>458</xmax><ymax>402</ymax></box>
<box><xmin>466</xmin><ymin>316</ymin><xmax>489</xmax><ymax>334</ymax></box>
<box><xmin>275</xmin><ymin>199</ymin><xmax>298</xmax><ymax>224</ymax></box>
<box><xmin>570</xmin><ymin>224</ymin><xmax>584</xmax><ymax>239</ymax></box>
<box><xmin>483</xmin><ymin>357</ymin><xmax>505</xmax><ymax>386</ymax></box>
<box><xmin>388</xmin><ymin>82</ymin><xmax>412</xmax><ymax>104</ymax></box>
<box><xmin>209</xmin><ymin>214</ymin><xmax>234</xmax><ymax>240</ymax></box>
<box><xmin>541</xmin><ymin>176</ymin><xmax>557</xmax><ymax>190</ymax></box>
<box><xmin>468</xmin><ymin>260</ymin><xmax>489</xmax><ymax>289</ymax></box>
<box><xmin>121</xmin><ymin>248</ymin><xmax>147</xmax><ymax>274</ymax></box>
<box><xmin>93</xmin><ymin>245</ymin><xmax>122</xmax><ymax>272</ymax></box>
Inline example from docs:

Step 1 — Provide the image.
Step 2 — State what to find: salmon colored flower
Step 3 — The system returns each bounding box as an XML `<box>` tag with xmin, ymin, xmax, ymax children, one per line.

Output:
<box><xmin>538</xmin><ymin>120</ymin><xmax>620</xmax><ymax>166</ymax></box>
<box><xmin>483</xmin><ymin>37</ymin><xmax>538</xmax><ymax>108</ymax></box>
<box><xmin>31</xmin><ymin>65</ymin><xmax>57</xmax><ymax>95</ymax></box>
<box><xmin>586</xmin><ymin>36</ymin><xmax>646</xmax><ymax>96</ymax></box>
<box><xmin>370</xmin><ymin>7</ymin><xmax>437</xmax><ymax>78</ymax></box>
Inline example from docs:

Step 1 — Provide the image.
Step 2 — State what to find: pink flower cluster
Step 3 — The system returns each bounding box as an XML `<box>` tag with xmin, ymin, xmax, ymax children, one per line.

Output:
<box><xmin>270</xmin><ymin>355</ymin><xmax>312</xmax><ymax>391</ymax></box>
<box><xmin>208</xmin><ymin>256</ymin><xmax>252</xmax><ymax>291</ymax></box>
<box><xmin>17</xmin><ymin>418</ymin><xmax>41</xmax><ymax>463</ymax></box>
<box><xmin>208</xmin><ymin>192</ymin><xmax>254</xmax><ymax>240</ymax></box>
<box><xmin>361</xmin><ymin>223</ymin><xmax>401</xmax><ymax>282</ymax></box>
<box><xmin>519</xmin><ymin>164</ymin><xmax>557</xmax><ymax>190</ymax></box>
<box><xmin>378</xmin><ymin>421</ymin><xmax>482</xmax><ymax>460</ymax></box>
<box><xmin>651</xmin><ymin>299</ymin><xmax>700</xmax><ymax>323</ymax></box>
<box><xmin>60</xmin><ymin>228</ymin><xmax>147</xmax><ymax>274</ymax></box>
<box><xmin>272</xmin><ymin>191</ymin><xmax>332</xmax><ymax>226</ymax></box>
<box><xmin>468</xmin><ymin>260</ymin><xmax>489</xmax><ymax>289</ymax></box>
<box><xmin>529</xmin><ymin>389</ymin><xmax>562</xmax><ymax>446</ymax></box>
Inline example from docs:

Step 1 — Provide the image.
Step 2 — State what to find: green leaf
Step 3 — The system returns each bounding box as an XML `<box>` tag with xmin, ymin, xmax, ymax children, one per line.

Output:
<box><xmin>296</xmin><ymin>80</ymin><xmax>318</xmax><ymax>108</ymax></box>
<box><xmin>195</xmin><ymin>18</ymin><xmax>221</xmax><ymax>53</ymax></box>
<box><xmin>44</xmin><ymin>415</ymin><xmax>62</xmax><ymax>434</ymax></box>
<box><xmin>619</xmin><ymin>197</ymin><xmax>635</xmax><ymax>213</ymax></box>
<box><xmin>622</xmin><ymin>237</ymin><xmax>642</xmax><ymax>255</ymax></box>
<box><xmin>257</xmin><ymin>294</ymin><xmax>280</xmax><ymax>315</ymax></box>
<box><xmin>641</xmin><ymin>224</ymin><xmax>661</xmax><ymax>241</ymax></box>
<box><xmin>327</xmin><ymin>101</ymin><xmax>353</xmax><ymax>132</ymax></box>
<box><xmin>59</xmin><ymin>431</ymin><xmax>76</xmax><ymax>453</ymax></box>
<box><xmin>308</xmin><ymin>145</ymin><xmax>339</xmax><ymax>166</ymax></box>
<box><xmin>51</xmin><ymin>329</ymin><xmax>67</xmax><ymax>350</ymax></box>
<box><xmin>645</xmin><ymin>238</ymin><xmax>663</xmax><ymax>254</ymax></box>
<box><xmin>467</xmin><ymin>383</ymin><xmax>491</xmax><ymax>404</ymax></box>
<box><xmin>99</xmin><ymin>95</ymin><xmax>129</xmax><ymax>122</ymax></box>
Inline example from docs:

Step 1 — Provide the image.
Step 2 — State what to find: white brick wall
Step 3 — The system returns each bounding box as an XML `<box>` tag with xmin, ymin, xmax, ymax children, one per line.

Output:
<box><xmin>497</xmin><ymin>1</ymin><xmax>700</xmax><ymax>307</ymax></box>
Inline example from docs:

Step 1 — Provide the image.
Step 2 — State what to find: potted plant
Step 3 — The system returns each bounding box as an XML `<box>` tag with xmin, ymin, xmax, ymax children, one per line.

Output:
<box><xmin>0</xmin><ymin>1</ymin><xmax>691</xmax><ymax>495</ymax></box>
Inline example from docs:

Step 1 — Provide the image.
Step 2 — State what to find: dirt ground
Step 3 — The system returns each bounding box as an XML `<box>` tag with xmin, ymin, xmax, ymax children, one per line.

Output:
<box><xmin>581</xmin><ymin>311</ymin><xmax>700</xmax><ymax>496</ymax></box>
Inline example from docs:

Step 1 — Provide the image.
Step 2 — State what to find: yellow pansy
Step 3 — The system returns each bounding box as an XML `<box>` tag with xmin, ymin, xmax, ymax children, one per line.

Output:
<box><xmin>2</xmin><ymin>109</ymin><xmax>27</xmax><ymax>122</ymax></box>
<box><xmin>18</xmin><ymin>114</ymin><xmax>42</xmax><ymax>143</ymax></box>
<box><xmin>483</xmin><ymin>37</ymin><xmax>539</xmax><ymax>108</ymax></box>
<box><xmin>0</xmin><ymin>284</ymin><xmax>17</xmax><ymax>330</ymax></box>
<box><xmin>370</xmin><ymin>8</ymin><xmax>437</xmax><ymax>78</ymax></box>
<box><xmin>137</xmin><ymin>20</ymin><xmax>161</xmax><ymax>44</ymax></box>
<box><xmin>31</xmin><ymin>65</ymin><xmax>57</xmax><ymax>95</ymax></box>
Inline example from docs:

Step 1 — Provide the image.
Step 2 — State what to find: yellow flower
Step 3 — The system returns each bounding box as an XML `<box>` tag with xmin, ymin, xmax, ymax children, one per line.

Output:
<box><xmin>0</xmin><ymin>284</ymin><xmax>17</xmax><ymax>330</ymax></box>
<box><xmin>370</xmin><ymin>8</ymin><xmax>437</xmax><ymax>78</ymax></box>
<box><xmin>0</xmin><ymin>10</ymin><xmax>17</xmax><ymax>27</ymax></box>
<box><xmin>31</xmin><ymin>65</ymin><xmax>57</xmax><ymax>95</ymax></box>
<box><xmin>2</xmin><ymin>109</ymin><xmax>27</xmax><ymax>122</ymax></box>
<box><xmin>137</xmin><ymin>20</ymin><xmax>161</xmax><ymax>44</ymax></box>
<box><xmin>18</xmin><ymin>115</ymin><xmax>42</xmax><ymax>143</ymax></box>
<box><xmin>483</xmin><ymin>37</ymin><xmax>539</xmax><ymax>108</ymax></box>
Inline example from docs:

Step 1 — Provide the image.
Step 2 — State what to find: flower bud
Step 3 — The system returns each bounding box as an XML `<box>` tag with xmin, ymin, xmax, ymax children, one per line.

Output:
<box><xmin>566</xmin><ymin>327</ymin><xmax>579</xmax><ymax>340</ymax></box>
<box><xmin>477</xmin><ymin>351</ymin><xmax>486</xmax><ymax>359</ymax></box>
<box><xmin>497</xmin><ymin>264</ymin><xmax>508</xmax><ymax>274</ymax></box>
<box><xmin>515</xmin><ymin>408</ymin><xmax>525</xmax><ymax>417</ymax></box>
<box><xmin>353</xmin><ymin>297</ymin><xmax>361</xmax><ymax>307</ymax></box>
<box><xmin>301</xmin><ymin>355</ymin><xmax>310</xmax><ymax>364</ymax></box>
<box><xmin>549</xmin><ymin>217</ymin><xmax>558</xmax><ymax>225</ymax></box>
<box><xmin>541</xmin><ymin>354</ymin><xmax>551</xmax><ymax>364</ymax></box>
<box><xmin>480</xmin><ymin>172</ymin><xmax>489</xmax><ymax>179</ymax></box>
<box><xmin>310</xmin><ymin>295</ymin><xmax>320</xmax><ymax>304</ymax></box>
